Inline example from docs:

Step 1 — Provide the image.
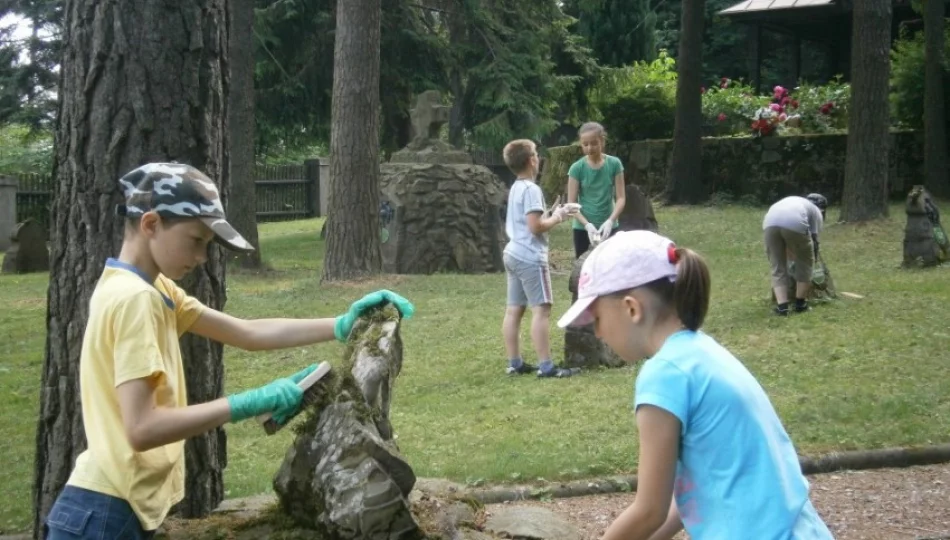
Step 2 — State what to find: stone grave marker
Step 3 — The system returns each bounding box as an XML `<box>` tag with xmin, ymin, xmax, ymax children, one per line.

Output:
<box><xmin>2</xmin><ymin>219</ymin><xmax>50</xmax><ymax>274</ymax></box>
<box><xmin>379</xmin><ymin>91</ymin><xmax>506</xmax><ymax>274</ymax></box>
<box><xmin>0</xmin><ymin>175</ymin><xmax>16</xmax><ymax>252</ymax></box>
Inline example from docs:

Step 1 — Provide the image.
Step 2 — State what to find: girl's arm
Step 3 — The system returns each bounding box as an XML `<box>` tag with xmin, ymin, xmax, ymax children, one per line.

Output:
<box><xmin>601</xmin><ymin>405</ymin><xmax>681</xmax><ymax>540</ymax></box>
<box><xmin>646</xmin><ymin>500</ymin><xmax>684</xmax><ymax>540</ymax></box>
<box><xmin>568</xmin><ymin>176</ymin><xmax>591</xmax><ymax>226</ymax></box>
<box><xmin>188</xmin><ymin>309</ymin><xmax>337</xmax><ymax>351</ymax></box>
<box><xmin>117</xmin><ymin>377</ymin><xmax>232</xmax><ymax>452</ymax></box>
<box><xmin>605</xmin><ymin>171</ymin><xmax>626</xmax><ymax>225</ymax></box>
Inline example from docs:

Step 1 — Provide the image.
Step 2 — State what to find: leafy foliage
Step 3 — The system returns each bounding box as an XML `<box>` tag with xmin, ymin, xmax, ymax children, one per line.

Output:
<box><xmin>889</xmin><ymin>22</ymin><xmax>950</xmax><ymax>130</ymax></box>
<box><xmin>0</xmin><ymin>1</ymin><xmax>62</xmax><ymax>130</ymax></box>
<box><xmin>0</xmin><ymin>123</ymin><xmax>53</xmax><ymax>174</ymax></box>
<box><xmin>586</xmin><ymin>50</ymin><xmax>677</xmax><ymax>139</ymax></box>
<box><xmin>443</xmin><ymin>0</ymin><xmax>600</xmax><ymax>151</ymax></box>
<box><xmin>700</xmin><ymin>78</ymin><xmax>769</xmax><ymax>135</ymax></box>
<box><xmin>563</xmin><ymin>0</ymin><xmax>657</xmax><ymax>67</ymax></box>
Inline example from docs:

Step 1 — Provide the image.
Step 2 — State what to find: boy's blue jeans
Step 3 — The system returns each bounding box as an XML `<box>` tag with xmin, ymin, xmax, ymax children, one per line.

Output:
<box><xmin>45</xmin><ymin>485</ymin><xmax>155</xmax><ymax>539</ymax></box>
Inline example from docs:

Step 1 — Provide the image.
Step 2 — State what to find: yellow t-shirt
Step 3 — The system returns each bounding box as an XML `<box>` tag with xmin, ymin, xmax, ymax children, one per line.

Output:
<box><xmin>66</xmin><ymin>260</ymin><xmax>205</xmax><ymax>530</ymax></box>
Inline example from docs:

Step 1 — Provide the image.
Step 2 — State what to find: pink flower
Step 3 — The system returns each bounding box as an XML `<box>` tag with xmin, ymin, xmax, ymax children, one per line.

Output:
<box><xmin>781</xmin><ymin>96</ymin><xmax>790</xmax><ymax>106</ymax></box>
<box><xmin>773</xmin><ymin>85</ymin><xmax>787</xmax><ymax>100</ymax></box>
<box><xmin>720</xmin><ymin>77</ymin><xmax>729</xmax><ymax>89</ymax></box>
<box><xmin>791</xmin><ymin>100</ymin><xmax>800</xmax><ymax>109</ymax></box>
<box><xmin>701</xmin><ymin>86</ymin><xmax>706</xmax><ymax>94</ymax></box>
<box><xmin>770</xmin><ymin>103</ymin><xmax>783</xmax><ymax>113</ymax></box>
<box><xmin>779</xmin><ymin>113</ymin><xmax>788</xmax><ymax>122</ymax></box>
<box><xmin>819</xmin><ymin>102</ymin><xmax>834</xmax><ymax>115</ymax></box>
<box><xmin>718</xmin><ymin>113</ymin><xmax>727</xmax><ymax>122</ymax></box>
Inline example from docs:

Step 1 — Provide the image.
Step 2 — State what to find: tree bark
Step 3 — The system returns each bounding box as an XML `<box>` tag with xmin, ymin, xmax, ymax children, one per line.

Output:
<box><xmin>321</xmin><ymin>0</ymin><xmax>383</xmax><ymax>282</ymax></box>
<box><xmin>32</xmin><ymin>1</ymin><xmax>230</xmax><ymax>535</ymax></box>
<box><xmin>840</xmin><ymin>0</ymin><xmax>892</xmax><ymax>222</ymax></box>
<box><xmin>664</xmin><ymin>0</ymin><xmax>706</xmax><ymax>205</ymax></box>
<box><xmin>227</xmin><ymin>0</ymin><xmax>263</xmax><ymax>268</ymax></box>
<box><xmin>924</xmin><ymin>0</ymin><xmax>948</xmax><ymax>198</ymax></box>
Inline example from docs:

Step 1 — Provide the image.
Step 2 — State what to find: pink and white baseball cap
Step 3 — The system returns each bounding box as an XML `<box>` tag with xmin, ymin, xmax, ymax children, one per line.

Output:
<box><xmin>557</xmin><ymin>230</ymin><xmax>680</xmax><ymax>328</ymax></box>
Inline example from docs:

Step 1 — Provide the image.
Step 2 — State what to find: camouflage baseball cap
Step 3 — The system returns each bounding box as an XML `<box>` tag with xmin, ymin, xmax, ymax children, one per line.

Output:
<box><xmin>117</xmin><ymin>162</ymin><xmax>255</xmax><ymax>252</ymax></box>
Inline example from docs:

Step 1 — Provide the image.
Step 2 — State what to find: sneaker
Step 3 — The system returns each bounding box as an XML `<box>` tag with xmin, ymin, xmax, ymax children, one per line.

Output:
<box><xmin>506</xmin><ymin>362</ymin><xmax>537</xmax><ymax>375</ymax></box>
<box><xmin>537</xmin><ymin>366</ymin><xmax>581</xmax><ymax>378</ymax></box>
<box><xmin>794</xmin><ymin>299</ymin><xmax>810</xmax><ymax>313</ymax></box>
<box><xmin>774</xmin><ymin>306</ymin><xmax>789</xmax><ymax>317</ymax></box>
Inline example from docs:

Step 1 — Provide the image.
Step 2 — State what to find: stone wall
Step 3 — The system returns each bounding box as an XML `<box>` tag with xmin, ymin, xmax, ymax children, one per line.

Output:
<box><xmin>540</xmin><ymin>130</ymin><xmax>925</xmax><ymax>205</ymax></box>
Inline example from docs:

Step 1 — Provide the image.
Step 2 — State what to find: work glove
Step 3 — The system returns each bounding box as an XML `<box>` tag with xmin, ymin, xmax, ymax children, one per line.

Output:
<box><xmin>598</xmin><ymin>221</ymin><xmax>613</xmax><ymax>240</ymax></box>
<box><xmin>550</xmin><ymin>204</ymin><xmax>571</xmax><ymax>223</ymax></box>
<box><xmin>227</xmin><ymin>363</ymin><xmax>318</xmax><ymax>424</ymax></box>
<box><xmin>585</xmin><ymin>222</ymin><xmax>600</xmax><ymax>244</ymax></box>
<box><xmin>334</xmin><ymin>289</ymin><xmax>415</xmax><ymax>342</ymax></box>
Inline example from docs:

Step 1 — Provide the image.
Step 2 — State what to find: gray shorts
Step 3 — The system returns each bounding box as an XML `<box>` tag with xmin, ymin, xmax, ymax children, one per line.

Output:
<box><xmin>503</xmin><ymin>253</ymin><xmax>553</xmax><ymax>307</ymax></box>
<box><xmin>764</xmin><ymin>226</ymin><xmax>814</xmax><ymax>288</ymax></box>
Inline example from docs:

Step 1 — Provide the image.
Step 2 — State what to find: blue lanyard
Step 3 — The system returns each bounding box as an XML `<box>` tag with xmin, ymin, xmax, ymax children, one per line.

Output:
<box><xmin>105</xmin><ymin>258</ymin><xmax>175</xmax><ymax>310</ymax></box>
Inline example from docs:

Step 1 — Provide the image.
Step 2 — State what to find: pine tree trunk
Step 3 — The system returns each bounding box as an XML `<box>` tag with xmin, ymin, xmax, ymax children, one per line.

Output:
<box><xmin>924</xmin><ymin>0</ymin><xmax>948</xmax><ymax>198</ymax></box>
<box><xmin>665</xmin><ymin>0</ymin><xmax>706</xmax><ymax>204</ymax></box>
<box><xmin>227</xmin><ymin>0</ymin><xmax>263</xmax><ymax>269</ymax></box>
<box><xmin>840</xmin><ymin>0</ymin><xmax>892</xmax><ymax>222</ymax></box>
<box><xmin>32</xmin><ymin>1</ymin><xmax>230</xmax><ymax>535</ymax></box>
<box><xmin>321</xmin><ymin>0</ymin><xmax>383</xmax><ymax>282</ymax></box>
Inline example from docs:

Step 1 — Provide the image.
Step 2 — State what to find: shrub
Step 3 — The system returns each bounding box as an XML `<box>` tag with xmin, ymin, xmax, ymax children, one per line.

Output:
<box><xmin>701</xmin><ymin>78</ymin><xmax>770</xmax><ymax>136</ymax></box>
<box><xmin>586</xmin><ymin>50</ymin><xmax>678</xmax><ymax>140</ymax></box>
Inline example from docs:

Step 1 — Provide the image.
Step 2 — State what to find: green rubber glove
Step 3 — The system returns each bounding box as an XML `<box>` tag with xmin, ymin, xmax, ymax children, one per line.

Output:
<box><xmin>333</xmin><ymin>289</ymin><xmax>415</xmax><ymax>342</ymax></box>
<box><xmin>227</xmin><ymin>372</ymin><xmax>307</xmax><ymax>424</ymax></box>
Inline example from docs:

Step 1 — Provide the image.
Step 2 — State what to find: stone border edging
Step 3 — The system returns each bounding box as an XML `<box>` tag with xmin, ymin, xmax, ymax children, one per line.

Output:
<box><xmin>461</xmin><ymin>444</ymin><xmax>950</xmax><ymax>505</ymax></box>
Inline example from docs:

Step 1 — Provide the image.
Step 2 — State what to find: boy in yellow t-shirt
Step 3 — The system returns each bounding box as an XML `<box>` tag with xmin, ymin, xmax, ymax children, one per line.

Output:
<box><xmin>44</xmin><ymin>163</ymin><xmax>415</xmax><ymax>539</ymax></box>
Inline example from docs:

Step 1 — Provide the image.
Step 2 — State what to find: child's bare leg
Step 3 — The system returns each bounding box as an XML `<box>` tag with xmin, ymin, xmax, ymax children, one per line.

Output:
<box><xmin>529</xmin><ymin>304</ymin><xmax>552</xmax><ymax>362</ymax></box>
<box><xmin>503</xmin><ymin>305</ymin><xmax>526</xmax><ymax>360</ymax></box>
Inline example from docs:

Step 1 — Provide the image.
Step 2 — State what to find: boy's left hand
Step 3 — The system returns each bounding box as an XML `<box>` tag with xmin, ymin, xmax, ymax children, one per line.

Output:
<box><xmin>334</xmin><ymin>290</ymin><xmax>415</xmax><ymax>342</ymax></box>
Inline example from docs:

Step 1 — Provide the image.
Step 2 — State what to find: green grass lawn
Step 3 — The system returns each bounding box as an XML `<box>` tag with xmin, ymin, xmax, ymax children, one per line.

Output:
<box><xmin>2</xmin><ymin>202</ymin><xmax>949</xmax><ymax>534</ymax></box>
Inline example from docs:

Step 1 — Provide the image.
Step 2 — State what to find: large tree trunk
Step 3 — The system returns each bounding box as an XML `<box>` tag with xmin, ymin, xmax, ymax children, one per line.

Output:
<box><xmin>227</xmin><ymin>0</ymin><xmax>263</xmax><ymax>268</ymax></box>
<box><xmin>924</xmin><ymin>0</ymin><xmax>948</xmax><ymax>198</ymax></box>
<box><xmin>840</xmin><ymin>0</ymin><xmax>892</xmax><ymax>222</ymax></box>
<box><xmin>32</xmin><ymin>1</ymin><xmax>230</xmax><ymax>535</ymax></box>
<box><xmin>664</xmin><ymin>0</ymin><xmax>705</xmax><ymax>204</ymax></box>
<box><xmin>321</xmin><ymin>0</ymin><xmax>383</xmax><ymax>282</ymax></box>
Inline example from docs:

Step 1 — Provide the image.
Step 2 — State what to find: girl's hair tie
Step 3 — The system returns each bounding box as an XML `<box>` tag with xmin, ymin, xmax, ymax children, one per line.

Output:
<box><xmin>668</xmin><ymin>244</ymin><xmax>679</xmax><ymax>264</ymax></box>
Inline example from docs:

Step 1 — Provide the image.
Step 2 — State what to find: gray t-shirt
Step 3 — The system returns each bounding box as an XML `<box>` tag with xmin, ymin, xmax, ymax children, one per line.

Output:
<box><xmin>504</xmin><ymin>179</ymin><xmax>548</xmax><ymax>264</ymax></box>
<box><xmin>763</xmin><ymin>196</ymin><xmax>823</xmax><ymax>235</ymax></box>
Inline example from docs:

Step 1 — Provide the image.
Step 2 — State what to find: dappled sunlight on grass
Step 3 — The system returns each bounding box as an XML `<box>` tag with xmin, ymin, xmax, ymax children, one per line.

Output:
<box><xmin>1</xmin><ymin>201</ymin><xmax>949</xmax><ymax>532</ymax></box>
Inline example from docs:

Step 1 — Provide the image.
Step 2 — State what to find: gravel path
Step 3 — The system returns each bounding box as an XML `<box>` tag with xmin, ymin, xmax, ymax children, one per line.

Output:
<box><xmin>494</xmin><ymin>464</ymin><xmax>950</xmax><ymax>539</ymax></box>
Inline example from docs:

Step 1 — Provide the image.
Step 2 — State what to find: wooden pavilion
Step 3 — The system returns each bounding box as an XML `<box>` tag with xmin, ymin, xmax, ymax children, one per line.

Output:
<box><xmin>717</xmin><ymin>0</ymin><xmax>942</xmax><ymax>92</ymax></box>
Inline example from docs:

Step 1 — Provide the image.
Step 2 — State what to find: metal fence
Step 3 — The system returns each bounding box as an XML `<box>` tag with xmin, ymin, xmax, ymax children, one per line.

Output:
<box><xmin>14</xmin><ymin>173</ymin><xmax>54</xmax><ymax>231</ymax></box>
<box><xmin>11</xmin><ymin>162</ymin><xmax>322</xmax><ymax>227</ymax></box>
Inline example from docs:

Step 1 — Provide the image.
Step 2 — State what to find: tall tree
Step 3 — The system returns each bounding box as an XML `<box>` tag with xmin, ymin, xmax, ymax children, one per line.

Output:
<box><xmin>924</xmin><ymin>0</ymin><xmax>948</xmax><ymax>197</ymax></box>
<box><xmin>665</xmin><ymin>0</ymin><xmax>705</xmax><ymax>204</ymax></box>
<box><xmin>320</xmin><ymin>0</ymin><xmax>383</xmax><ymax>282</ymax></box>
<box><xmin>32</xmin><ymin>0</ymin><xmax>231</xmax><ymax>534</ymax></box>
<box><xmin>841</xmin><ymin>0</ymin><xmax>892</xmax><ymax>221</ymax></box>
<box><xmin>228</xmin><ymin>0</ymin><xmax>263</xmax><ymax>268</ymax></box>
<box><xmin>563</xmin><ymin>0</ymin><xmax>657</xmax><ymax>67</ymax></box>
<box><xmin>0</xmin><ymin>0</ymin><xmax>62</xmax><ymax>128</ymax></box>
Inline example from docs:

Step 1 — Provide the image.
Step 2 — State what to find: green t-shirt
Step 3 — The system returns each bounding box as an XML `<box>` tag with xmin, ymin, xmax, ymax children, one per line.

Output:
<box><xmin>568</xmin><ymin>154</ymin><xmax>624</xmax><ymax>230</ymax></box>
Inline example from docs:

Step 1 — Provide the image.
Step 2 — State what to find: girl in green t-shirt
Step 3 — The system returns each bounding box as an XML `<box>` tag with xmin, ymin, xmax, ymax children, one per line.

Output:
<box><xmin>567</xmin><ymin>122</ymin><xmax>626</xmax><ymax>258</ymax></box>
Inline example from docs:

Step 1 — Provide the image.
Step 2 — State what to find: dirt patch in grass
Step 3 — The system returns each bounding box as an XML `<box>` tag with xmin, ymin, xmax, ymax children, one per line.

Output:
<box><xmin>505</xmin><ymin>464</ymin><xmax>950</xmax><ymax>539</ymax></box>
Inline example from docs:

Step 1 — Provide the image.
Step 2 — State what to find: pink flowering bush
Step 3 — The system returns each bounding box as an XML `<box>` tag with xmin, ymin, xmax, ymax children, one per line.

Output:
<box><xmin>700</xmin><ymin>77</ymin><xmax>770</xmax><ymax>135</ymax></box>
<box><xmin>700</xmin><ymin>77</ymin><xmax>851</xmax><ymax>137</ymax></box>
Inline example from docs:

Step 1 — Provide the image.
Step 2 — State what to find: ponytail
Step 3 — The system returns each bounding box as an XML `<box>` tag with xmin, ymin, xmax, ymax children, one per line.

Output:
<box><xmin>672</xmin><ymin>248</ymin><xmax>711</xmax><ymax>331</ymax></box>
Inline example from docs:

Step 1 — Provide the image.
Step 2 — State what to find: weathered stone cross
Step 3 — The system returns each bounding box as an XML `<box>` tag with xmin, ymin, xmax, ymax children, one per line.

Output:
<box><xmin>410</xmin><ymin>90</ymin><xmax>451</xmax><ymax>144</ymax></box>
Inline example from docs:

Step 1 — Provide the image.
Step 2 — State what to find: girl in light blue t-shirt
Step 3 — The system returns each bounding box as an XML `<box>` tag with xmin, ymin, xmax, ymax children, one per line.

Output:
<box><xmin>557</xmin><ymin>230</ymin><xmax>834</xmax><ymax>540</ymax></box>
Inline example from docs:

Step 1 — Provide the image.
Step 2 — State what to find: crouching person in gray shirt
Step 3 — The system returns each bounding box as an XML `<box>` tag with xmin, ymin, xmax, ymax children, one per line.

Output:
<box><xmin>762</xmin><ymin>193</ymin><xmax>827</xmax><ymax>316</ymax></box>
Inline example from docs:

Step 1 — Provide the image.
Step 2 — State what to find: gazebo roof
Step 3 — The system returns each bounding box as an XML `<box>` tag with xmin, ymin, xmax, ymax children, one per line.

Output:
<box><xmin>719</xmin><ymin>0</ymin><xmax>835</xmax><ymax>15</ymax></box>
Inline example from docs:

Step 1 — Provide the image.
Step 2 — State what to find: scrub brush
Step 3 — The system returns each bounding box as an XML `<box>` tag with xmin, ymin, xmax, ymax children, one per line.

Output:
<box><xmin>257</xmin><ymin>362</ymin><xmax>332</xmax><ymax>435</ymax></box>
